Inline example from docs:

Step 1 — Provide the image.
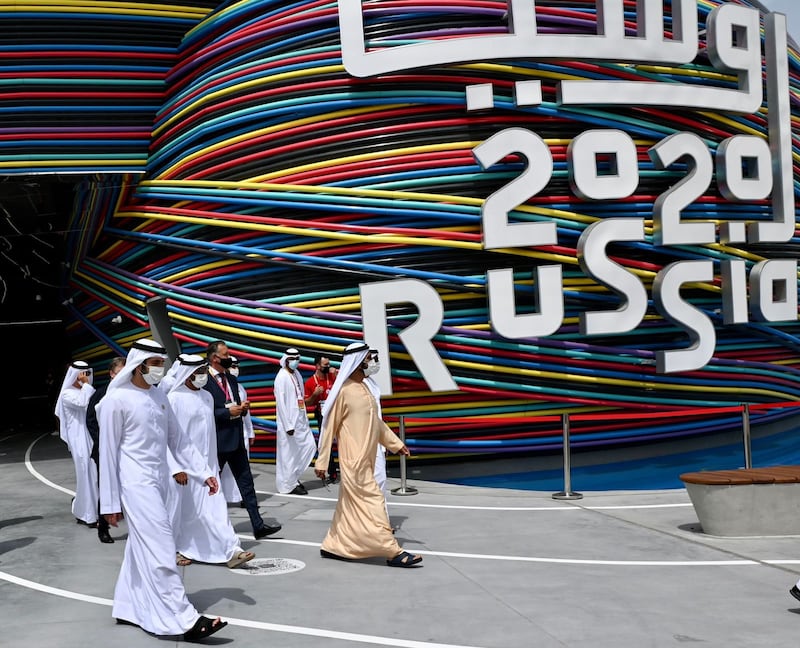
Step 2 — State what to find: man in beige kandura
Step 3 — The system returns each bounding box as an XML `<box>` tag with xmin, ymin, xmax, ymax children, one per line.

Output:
<box><xmin>314</xmin><ymin>341</ymin><xmax>422</xmax><ymax>568</ymax></box>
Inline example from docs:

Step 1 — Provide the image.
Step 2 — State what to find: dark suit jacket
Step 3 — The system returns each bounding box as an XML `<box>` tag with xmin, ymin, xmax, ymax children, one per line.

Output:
<box><xmin>204</xmin><ymin>371</ymin><xmax>244</xmax><ymax>454</ymax></box>
<box><xmin>85</xmin><ymin>384</ymin><xmax>107</xmax><ymax>464</ymax></box>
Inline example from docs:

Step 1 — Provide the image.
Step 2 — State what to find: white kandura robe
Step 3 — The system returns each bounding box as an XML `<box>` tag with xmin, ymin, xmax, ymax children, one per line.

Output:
<box><xmin>167</xmin><ymin>384</ymin><xmax>242</xmax><ymax>563</ymax></box>
<box><xmin>57</xmin><ymin>383</ymin><xmax>98</xmax><ymax>524</ymax></box>
<box><xmin>273</xmin><ymin>367</ymin><xmax>316</xmax><ymax>493</ymax></box>
<box><xmin>98</xmin><ymin>381</ymin><xmax>213</xmax><ymax>636</ymax></box>
<box><xmin>220</xmin><ymin>383</ymin><xmax>254</xmax><ymax>503</ymax></box>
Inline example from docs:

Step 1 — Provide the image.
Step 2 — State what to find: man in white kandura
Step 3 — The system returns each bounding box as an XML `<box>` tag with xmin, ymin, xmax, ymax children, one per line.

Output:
<box><xmin>273</xmin><ymin>348</ymin><xmax>317</xmax><ymax>495</ymax></box>
<box><xmin>315</xmin><ymin>342</ymin><xmax>422</xmax><ymax>568</ymax></box>
<box><xmin>158</xmin><ymin>352</ymin><xmax>189</xmax><ymax>393</ymax></box>
<box><xmin>166</xmin><ymin>354</ymin><xmax>255</xmax><ymax>569</ymax></box>
<box><xmin>220</xmin><ymin>356</ymin><xmax>255</xmax><ymax>504</ymax></box>
<box><xmin>55</xmin><ymin>360</ymin><xmax>98</xmax><ymax>527</ymax></box>
<box><xmin>97</xmin><ymin>338</ymin><xmax>227</xmax><ymax>642</ymax></box>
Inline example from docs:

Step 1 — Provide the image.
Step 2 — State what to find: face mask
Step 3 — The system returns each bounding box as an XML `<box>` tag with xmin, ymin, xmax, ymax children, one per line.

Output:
<box><xmin>288</xmin><ymin>359</ymin><xmax>299</xmax><ymax>370</ymax></box>
<box><xmin>363</xmin><ymin>360</ymin><xmax>380</xmax><ymax>377</ymax></box>
<box><xmin>228</xmin><ymin>367</ymin><xmax>240</xmax><ymax>378</ymax></box>
<box><xmin>142</xmin><ymin>364</ymin><xmax>165</xmax><ymax>385</ymax></box>
<box><xmin>218</xmin><ymin>356</ymin><xmax>233</xmax><ymax>369</ymax></box>
<box><xmin>191</xmin><ymin>373</ymin><xmax>208</xmax><ymax>389</ymax></box>
<box><xmin>319</xmin><ymin>366</ymin><xmax>330</xmax><ymax>374</ymax></box>
<box><xmin>84</xmin><ymin>371</ymin><xmax>94</xmax><ymax>386</ymax></box>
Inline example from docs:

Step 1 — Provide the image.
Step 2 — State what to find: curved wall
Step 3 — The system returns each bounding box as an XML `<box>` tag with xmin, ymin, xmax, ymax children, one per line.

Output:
<box><xmin>28</xmin><ymin>0</ymin><xmax>800</xmax><ymax>467</ymax></box>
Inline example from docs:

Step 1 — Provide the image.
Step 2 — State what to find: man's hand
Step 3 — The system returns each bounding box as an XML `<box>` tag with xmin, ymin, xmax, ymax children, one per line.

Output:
<box><xmin>205</xmin><ymin>476</ymin><xmax>219</xmax><ymax>495</ymax></box>
<box><xmin>241</xmin><ymin>399</ymin><xmax>250</xmax><ymax>413</ymax></box>
<box><xmin>77</xmin><ymin>371</ymin><xmax>91</xmax><ymax>385</ymax></box>
<box><xmin>313</xmin><ymin>385</ymin><xmax>324</xmax><ymax>396</ymax></box>
<box><xmin>315</xmin><ymin>468</ymin><xmax>326</xmax><ymax>479</ymax></box>
<box><xmin>173</xmin><ymin>471</ymin><xmax>188</xmax><ymax>485</ymax></box>
<box><xmin>104</xmin><ymin>512</ymin><xmax>121</xmax><ymax>527</ymax></box>
<box><xmin>398</xmin><ymin>445</ymin><xmax>411</xmax><ymax>457</ymax></box>
<box><xmin>228</xmin><ymin>404</ymin><xmax>245</xmax><ymax>417</ymax></box>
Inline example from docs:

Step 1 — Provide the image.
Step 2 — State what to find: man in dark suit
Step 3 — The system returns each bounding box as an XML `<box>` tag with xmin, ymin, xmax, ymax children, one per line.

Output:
<box><xmin>204</xmin><ymin>340</ymin><xmax>281</xmax><ymax>540</ymax></box>
<box><xmin>85</xmin><ymin>355</ymin><xmax>126</xmax><ymax>544</ymax></box>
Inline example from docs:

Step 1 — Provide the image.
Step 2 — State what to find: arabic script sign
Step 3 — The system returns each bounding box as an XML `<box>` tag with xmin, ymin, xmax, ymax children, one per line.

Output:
<box><xmin>348</xmin><ymin>1</ymin><xmax>796</xmax><ymax>388</ymax></box>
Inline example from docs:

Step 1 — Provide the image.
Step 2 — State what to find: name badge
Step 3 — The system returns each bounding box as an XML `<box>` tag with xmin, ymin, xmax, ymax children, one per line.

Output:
<box><xmin>297</xmin><ymin>398</ymin><xmax>306</xmax><ymax>411</ymax></box>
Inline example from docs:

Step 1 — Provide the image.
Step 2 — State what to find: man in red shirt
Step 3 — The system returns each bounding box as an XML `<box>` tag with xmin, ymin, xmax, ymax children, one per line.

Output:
<box><xmin>304</xmin><ymin>354</ymin><xmax>338</xmax><ymax>482</ymax></box>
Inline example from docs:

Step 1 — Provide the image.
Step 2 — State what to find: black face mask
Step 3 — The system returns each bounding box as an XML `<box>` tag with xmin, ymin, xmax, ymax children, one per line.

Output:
<box><xmin>218</xmin><ymin>356</ymin><xmax>233</xmax><ymax>369</ymax></box>
<box><xmin>319</xmin><ymin>366</ymin><xmax>330</xmax><ymax>374</ymax></box>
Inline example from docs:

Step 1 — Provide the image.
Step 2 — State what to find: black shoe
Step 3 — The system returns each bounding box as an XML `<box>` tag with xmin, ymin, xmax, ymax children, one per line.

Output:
<box><xmin>289</xmin><ymin>484</ymin><xmax>308</xmax><ymax>495</ymax></box>
<box><xmin>76</xmin><ymin>518</ymin><xmax>98</xmax><ymax>528</ymax></box>
<box><xmin>98</xmin><ymin>530</ymin><xmax>115</xmax><ymax>544</ymax></box>
<box><xmin>254</xmin><ymin>524</ymin><xmax>282</xmax><ymax>540</ymax></box>
<box><xmin>790</xmin><ymin>585</ymin><xmax>800</xmax><ymax>603</ymax></box>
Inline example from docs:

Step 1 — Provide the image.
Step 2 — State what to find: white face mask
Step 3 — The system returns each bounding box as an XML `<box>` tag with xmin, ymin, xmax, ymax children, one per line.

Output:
<box><xmin>288</xmin><ymin>359</ymin><xmax>299</xmax><ymax>371</ymax></box>
<box><xmin>191</xmin><ymin>373</ymin><xmax>208</xmax><ymax>389</ymax></box>
<box><xmin>363</xmin><ymin>360</ymin><xmax>380</xmax><ymax>377</ymax></box>
<box><xmin>228</xmin><ymin>367</ymin><xmax>240</xmax><ymax>378</ymax></box>
<box><xmin>142</xmin><ymin>364</ymin><xmax>165</xmax><ymax>385</ymax></box>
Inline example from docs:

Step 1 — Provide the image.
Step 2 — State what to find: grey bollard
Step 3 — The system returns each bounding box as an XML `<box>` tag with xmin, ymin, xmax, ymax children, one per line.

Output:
<box><xmin>552</xmin><ymin>412</ymin><xmax>583</xmax><ymax>500</ymax></box>
<box><xmin>391</xmin><ymin>415</ymin><xmax>418</xmax><ymax>496</ymax></box>
<box><xmin>741</xmin><ymin>403</ymin><xmax>752</xmax><ymax>469</ymax></box>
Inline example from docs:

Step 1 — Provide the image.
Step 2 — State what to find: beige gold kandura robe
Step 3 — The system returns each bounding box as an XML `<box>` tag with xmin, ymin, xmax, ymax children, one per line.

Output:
<box><xmin>316</xmin><ymin>378</ymin><xmax>404</xmax><ymax>558</ymax></box>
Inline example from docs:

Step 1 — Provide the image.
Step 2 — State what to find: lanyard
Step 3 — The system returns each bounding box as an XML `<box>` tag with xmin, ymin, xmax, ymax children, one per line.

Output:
<box><xmin>287</xmin><ymin>370</ymin><xmax>306</xmax><ymax>412</ymax></box>
<box><xmin>289</xmin><ymin>371</ymin><xmax>303</xmax><ymax>399</ymax></box>
<box><xmin>313</xmin><ymin>373</ymin><xmax>331</xmax><ymax>393</ymax></box>
<box><xmin>217</xmin><ymin>373</ymin><xmax>232</xmax><ymax>401</ymax></box>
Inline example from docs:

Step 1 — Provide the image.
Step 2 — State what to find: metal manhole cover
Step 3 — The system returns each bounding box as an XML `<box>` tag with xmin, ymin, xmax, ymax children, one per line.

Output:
<box><xmin>229</xmin><ymin>557</ymin><xmax>305</xmax><ymax>576</ymax></box>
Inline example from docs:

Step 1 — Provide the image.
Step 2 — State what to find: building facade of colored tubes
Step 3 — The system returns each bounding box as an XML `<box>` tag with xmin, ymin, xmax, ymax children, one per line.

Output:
<box><xmin>5</xmin><ymin>1</ymin><xmax>799</xmax><ymax>472</ymax></box>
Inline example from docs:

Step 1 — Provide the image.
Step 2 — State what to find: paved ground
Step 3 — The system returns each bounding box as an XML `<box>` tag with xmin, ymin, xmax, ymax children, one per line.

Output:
<box><xmin>3</xmin><ymin>429</ymin><xmax>800</xmax><ymax>647</ymax></box>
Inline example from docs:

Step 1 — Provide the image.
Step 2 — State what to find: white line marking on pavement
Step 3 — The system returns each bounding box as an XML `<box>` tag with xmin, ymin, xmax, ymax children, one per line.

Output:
<box><xmin>25</xmin><ymin>433</ymin><xmax>75</xmax><ymax>496</ymax></box>
<box><xmin>248</xmin><ymin>537</ymin><xmax>800</xmax><ymax>567</ymax></box>
<box><xmin>0</xmin><ymin>570</ymin><xmax>488</xmax><ymax>648</ymax></box>
<box><xmin>257</xmin><ymin>490</ymin><xmax>692</xmax><ymax>511</ymax></box>
<box><xmin>0</xmin><ymin>570</ymin><xmax>112</xmax><ymax>606</ymax></box>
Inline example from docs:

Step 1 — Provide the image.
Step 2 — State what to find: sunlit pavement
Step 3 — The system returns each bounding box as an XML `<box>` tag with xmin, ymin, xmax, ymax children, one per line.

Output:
<box><xmin>3</xmin><ymin>429</ymin><xmax>800</xmax><ymax>648</ymax></box>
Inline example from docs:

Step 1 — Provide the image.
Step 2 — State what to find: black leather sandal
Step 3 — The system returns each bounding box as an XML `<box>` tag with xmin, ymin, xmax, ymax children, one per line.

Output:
<box><xmin>386</xmin><ymin>551</ymin><xmax>423</xmax><ymax>568</ymax></box>
<box><xmin>183</xmin><ymin>616</ymin><xmax>227</xmax><ymax>642</ymax></box>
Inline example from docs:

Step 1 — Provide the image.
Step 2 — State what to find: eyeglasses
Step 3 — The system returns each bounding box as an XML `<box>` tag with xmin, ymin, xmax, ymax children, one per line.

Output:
<box><xmin>368</xmin><ymin>352</ymin><xmax>379</xmax><ymax>361</ymax></box>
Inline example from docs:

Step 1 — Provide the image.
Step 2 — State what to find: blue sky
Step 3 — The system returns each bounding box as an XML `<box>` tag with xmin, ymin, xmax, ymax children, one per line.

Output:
<box><xmin>758</xmin><ymin>0</ymin><xmax>800</xmax><ymax>43</ymax></box>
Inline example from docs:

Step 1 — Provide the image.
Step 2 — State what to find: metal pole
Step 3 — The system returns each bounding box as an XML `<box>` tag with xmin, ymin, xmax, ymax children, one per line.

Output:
<box><xmin>742</xmin><ymin>403</ymin><xmax>752</xmax><ymax>469</ymax></box>
<box><xmin>553</xmin><ymin>413</ymin><xmax>582</xmax><ymax>500</ymax></box>
<box><xmin>391</xmin><ymin>415</ymin><xmax>418</xmax><ymax>496</ymax></box>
